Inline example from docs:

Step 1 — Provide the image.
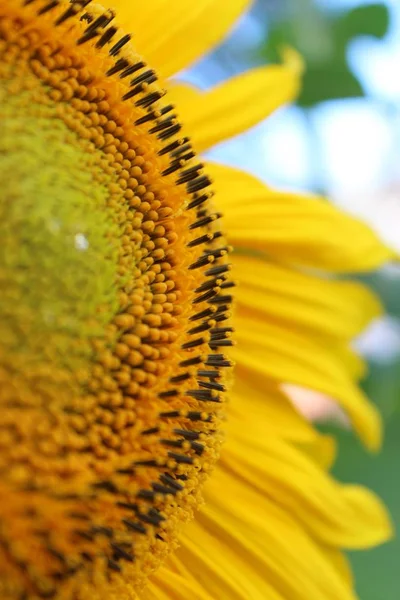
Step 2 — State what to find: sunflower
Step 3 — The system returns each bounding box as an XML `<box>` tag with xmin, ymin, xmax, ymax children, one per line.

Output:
<box><xmin>0</xmin><ymin>1</ymin><xmax>394</xmax><ymax>599</ymax></box>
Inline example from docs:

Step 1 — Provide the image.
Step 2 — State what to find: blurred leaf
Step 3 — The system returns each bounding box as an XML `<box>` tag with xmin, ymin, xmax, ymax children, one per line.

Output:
<box><xmin>363</xmin><ymin>360</ymin><xmax>400</xmax><ymax>420</ymax></box>
<box><xmin>262</xmin><ymin>2</ymin><xmax>390</xmax><ymax>106</ymax></box>
<box><xmin>300</xmin><ymin>65</ymin><xmax>363</xmax><ymax>106</ymax></box>
<box><xmin>334</xmin><ymin>4</ymin><xmax>390</xmax><ymax>43</ymax></box>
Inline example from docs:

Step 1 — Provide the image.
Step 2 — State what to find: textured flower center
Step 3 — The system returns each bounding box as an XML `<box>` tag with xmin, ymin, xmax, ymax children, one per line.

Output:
<box><xmin>0</xmin><ymin>2</ymin><xmax>233</xmax><ymax>598</ymax></box>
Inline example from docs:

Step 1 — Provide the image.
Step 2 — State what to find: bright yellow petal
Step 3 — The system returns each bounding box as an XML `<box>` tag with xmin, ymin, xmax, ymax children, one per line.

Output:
<box><xmin>145</xmin><ymin>365</ymin><xmax>392</xmax><ymax>600</ymax></box>
<box><xmin>223</xmin><ymin>427</ymin><xmax>393</xmax><ymax>548</ymax></box>
<box><xmin>209</xmin><ymin>163</ymin><xmax>394</xmax><ymax>272</ymax></box>
<box><xmin>231</xmin><ymin>379</ymin><xmax>339</xmax><ymax>472</ymax></box>
<box><xmin>330</xmin><ymin>345</ymin><xmax>367</xmax><ymax>381</ymax></box>
<box><xmin>230</xmin><ymin>377</ymin><xmax>318</xmax><ymax>442</ymax></box>
<box><xmin>233</xmin><ymin>253</ymin><xmax>382</xmax><ymax>340</ymax></box>
<box><xmin>298</xmin><ymin>432</ymin><xmax>338</xmax><ymax>471</ymax></box>
<box><xmin>321</xmin><ymin>547</ymin><xmax>354</xmax><ymax>588</ymax></box>
<box><xmin>230</xmin><ymin>379</ymin><xmax>340</xmax><ymax>468</ymax></box>
<box><xmin>168</xmin><ymin>59</ymin><xmax>301</xmax><ymax>152</ymax></box>
<box><xmin>175</xmin><ymin>516</ymin><xmax>284</xmax><ymax>600</ymax></box>
<box><xmin>142</xmin><ymin>564</ymin><xmax>213</xmax><ymax>600</ymax></box>
<box><xmin>188</xmin><ymin>468</ymin><xmax>358</xmax><ymax>600</ymax></box>
<box><xmin>104</xmin><ymin>0</ymin><xmax>251</xmax><ymax>79</ymax></box>
<box><xmin>233</xmin><ymin>314</ymin><xmax>382</xmax><ymax>450</ymax></box>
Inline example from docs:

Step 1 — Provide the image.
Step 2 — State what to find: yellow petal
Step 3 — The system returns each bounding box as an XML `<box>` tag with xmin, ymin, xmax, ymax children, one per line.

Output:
<box><xmin>143</xmin><ymin>564</ymin><xmax>213</xmax><ymax>600</ymax></box>
<box><xmin>175</xmin><ymin>516</ymin><xmax>284</xmax><ymax>600</ymax></box>
<box><xmin>231</xmin><ymin>380</ymin><xmax>339</xmax><ymax>471</ymax></box>
<box><xmin>230</xmin><ymin>379</ymin><xmax>339</xmax><ymax>468</ymax></box>
<box><xmin>330</xmin><ymin>345</ymin><xmax>367</xmax><ymax>381</ymax></box>
<box><xmin>230</xmin><ymin>377</ymin><xmax>318</xmax><ymax>443</ymax></box>
<box><xmin>233</xmin><ymin>313</ymin><xmax>382</xmax><ymax>450</ymax></box>
<box><xmin>186</xmin><ymin>468</ymin><xmax>359</xmax><ymax>600</ymax></box>
<box><xmin>209</xmin><ymin>163</ymin><xmax>394</xmax><ymax>272</ymax></box>
<box><xmin>321</xmin><ymin>546</ymin><xmax>354</xmax><ymax>588</ymax></box>
<box><xmin>223</xmin><ymin>430</ymin><xmax>393</xmax><ymax>548</ymax></box>
<box><xmin>104</xmin><ymin>0</ymin><xmax>251</xmax><ymax>79</ymax></box>
<box><xmin>233</xmin><ymin>254</ymin><xmax>382</xmax><ymax>340</ymax></box>
<box><xmin>299</xmin><ymin>432</ymin><xmax>338</xmax><ymax>471</ymax></box>
<box><xmin>168</xmin><ymin>59</ymin><xmax>301</xmax><ymax>152</ymax></box>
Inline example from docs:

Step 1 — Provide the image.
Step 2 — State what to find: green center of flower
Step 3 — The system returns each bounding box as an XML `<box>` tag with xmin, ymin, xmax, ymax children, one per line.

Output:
<box><xmin>0</xmin><ymin>84</ymin><xmax>121</xmax><ymax>378</ymax></box>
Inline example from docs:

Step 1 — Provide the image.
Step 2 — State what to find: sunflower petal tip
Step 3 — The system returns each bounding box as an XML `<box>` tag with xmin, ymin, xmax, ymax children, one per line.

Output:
<box><xmin>279</xmin><ymin>46</ymin><xmax>305</xmax><ymax>77</ymax></box>
<box><xmin>359</xmin><ymin>410</ymin><xmax>383</xmax><ymax>454</ymax></box>
<box><xmin>343</xmin><ymin>486</ymin><xmax>395</xmax><ymax>548</ymax></box>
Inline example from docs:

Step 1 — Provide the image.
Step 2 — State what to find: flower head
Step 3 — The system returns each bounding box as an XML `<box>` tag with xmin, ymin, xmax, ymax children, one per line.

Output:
<box><xmin>0</xmin><ymin>1</ymin><xmax>394</xmax><ymax>599</ymax></box>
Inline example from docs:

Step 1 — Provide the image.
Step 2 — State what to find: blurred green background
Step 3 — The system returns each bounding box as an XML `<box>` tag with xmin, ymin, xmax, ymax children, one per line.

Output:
<box><xmin>188</xmin><ymin>0</ymin><xmax>400</xmax><ymax>597</ymax></box>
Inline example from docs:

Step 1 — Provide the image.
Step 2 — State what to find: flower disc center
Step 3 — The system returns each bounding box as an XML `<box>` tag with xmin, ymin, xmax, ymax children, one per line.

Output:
<box><xmin>0</xmin><ymin>3</ymin><xmax>233</xmax><ymax>598</ymax></box>
<box><xmin>0</xmin><ymin>82</ymin><xmax>122</xmax><ymax>385</ymax></box>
